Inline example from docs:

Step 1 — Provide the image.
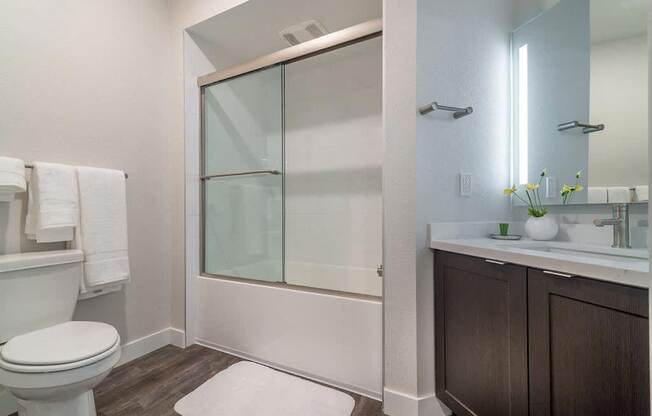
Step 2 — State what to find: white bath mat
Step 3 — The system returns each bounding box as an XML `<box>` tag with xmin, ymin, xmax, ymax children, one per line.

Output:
<box><xmin>174</xmin><ymin>361</ymin><xmax>355</xmax><ymax>416</ymax></box>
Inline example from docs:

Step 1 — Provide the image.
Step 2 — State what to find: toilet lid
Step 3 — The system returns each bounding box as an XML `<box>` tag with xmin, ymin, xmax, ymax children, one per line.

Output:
<box><xmin>1</xmin><ymin>321</ymin><xmax>119</xmax><ymax>366</ymax></box>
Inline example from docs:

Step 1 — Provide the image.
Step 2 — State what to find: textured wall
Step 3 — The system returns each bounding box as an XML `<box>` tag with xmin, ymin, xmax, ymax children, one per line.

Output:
<box><xmin>415</xmin><ymin>0</ymin><xmax>514</xmax><ymax>412</ymax></box>
<box><xmin>0</xmin><ymin>0</ymin><xmax>177</xmax><ymax>344</ymax></box>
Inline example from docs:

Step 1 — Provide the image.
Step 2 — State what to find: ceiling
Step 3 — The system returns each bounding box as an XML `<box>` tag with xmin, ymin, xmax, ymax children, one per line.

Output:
<box><xmin>187</xmin><ymin>0</ymin><xmax>382</xmax><ymax>71</ymax></box>
<box><xmin>591</xmin><ymin>0</ymin><xmax>649</xmax><ymax>44</ymax></box>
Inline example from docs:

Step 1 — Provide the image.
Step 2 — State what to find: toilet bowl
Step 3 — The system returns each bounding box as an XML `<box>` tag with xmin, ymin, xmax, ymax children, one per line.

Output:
<box><xmin>0</xmin><ymin>250</ymin><xmax>122</xmax><ymax>416</ymax></box>
<box><xmin>0</xmin><ymin>321</ymin><xmax>121</xmax><ymax>416</ymax></box>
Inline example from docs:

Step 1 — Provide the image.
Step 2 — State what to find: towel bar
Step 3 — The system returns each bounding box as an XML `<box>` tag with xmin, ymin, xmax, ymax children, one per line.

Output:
<box><xmin>201</xmin><ymin>169</ymin><xmax>281</xmax><ymax>180</ymax></box>
<box><xmin>557</xmin><ymin>121</ymin><xmax>604</xmax><ymax>134</ymax></box>
<box><xmin>24</xmin><ymin>164</ymin><xmax>128</xmax><ymax>179</ymax></box>
<box><xmin>418</xmin><ymin>101</ymin><xmax>473</xmax><ymax>119</ymax></box>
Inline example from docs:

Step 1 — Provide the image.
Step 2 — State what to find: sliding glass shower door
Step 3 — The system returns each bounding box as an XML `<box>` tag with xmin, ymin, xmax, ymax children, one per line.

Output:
<box><xmin>201</xmin><ymin>65</ymin><xmax>284</xmax><ymax>282</ymax></box>
<box><xmin>200</xmin><ymin>35</ymin><xmax>382</xmax><ymax>297</ymax></box>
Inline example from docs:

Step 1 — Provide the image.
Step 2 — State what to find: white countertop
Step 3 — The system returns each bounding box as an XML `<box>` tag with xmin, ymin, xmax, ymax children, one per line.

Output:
<box><xmin>430</xmin><ymin>238</ymin><xmax>651</xmax><ymax>288</ymax></box>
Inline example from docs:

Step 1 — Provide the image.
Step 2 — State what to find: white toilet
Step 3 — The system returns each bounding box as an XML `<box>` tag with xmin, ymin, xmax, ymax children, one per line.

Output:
<box><xmin>0</xmin><ymin>250</ymin><xmax>121</xmax><ymax>416</ymax></box>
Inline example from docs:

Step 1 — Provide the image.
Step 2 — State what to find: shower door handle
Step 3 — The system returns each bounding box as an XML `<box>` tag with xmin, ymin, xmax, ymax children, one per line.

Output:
<box><xmin>201</xmin><ymin>170</ymin><xmax>282</xmax><ymax>180</ymax></box>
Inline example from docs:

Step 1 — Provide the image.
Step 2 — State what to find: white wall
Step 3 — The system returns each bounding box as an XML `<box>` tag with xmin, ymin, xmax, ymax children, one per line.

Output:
<box><xmin>284</xmin><ymin>37</ymin><xmax>383</xmax><ymax>297</ymax></box>
<box><xmin>168</xmin><ymin>0</ymin><xmax>251</xmax><ymax>332</ymax></box>
<box><xmin>382</xmin><ymin>0</ymin><xmax>421</xmax><ymax>413</ymax></box>
<box><xmin>0</xmin><ymin>0</ymin><xmax>178</xmax><ymax>347</ymax></box>
<box><xmin>589</xmin><ymin>35</ymin><xmax>649</xmax><ymax>187</ymax></box>
<box><xmin>382</xmin><ymin>0</ymin><xmax>514</xmax><ymax>414</ymax></box>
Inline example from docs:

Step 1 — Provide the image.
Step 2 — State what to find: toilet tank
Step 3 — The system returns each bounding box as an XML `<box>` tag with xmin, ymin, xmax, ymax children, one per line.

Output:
<box><xmin>0</xmin><ymin>250</ymin><xmax>83</xmax><ymax>344</ymax></box>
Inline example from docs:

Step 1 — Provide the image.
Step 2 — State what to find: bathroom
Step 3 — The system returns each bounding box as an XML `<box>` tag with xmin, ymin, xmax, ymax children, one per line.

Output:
<box><xmin>0</xmin><ymin>0</ymin><xmax>649</xmax><ymax>415</ymax></box>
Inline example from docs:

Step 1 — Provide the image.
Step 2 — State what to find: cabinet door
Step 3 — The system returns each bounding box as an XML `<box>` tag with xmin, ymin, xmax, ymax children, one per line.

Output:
<box><xmin>528</xmin><ymin>269</ymin><xmax>650</xmax><ymax>416</ymax></box>
<box><xmin>434</xmin><ymin>251</ymin><xmax>528</xmax><ymax>416</ymax></box>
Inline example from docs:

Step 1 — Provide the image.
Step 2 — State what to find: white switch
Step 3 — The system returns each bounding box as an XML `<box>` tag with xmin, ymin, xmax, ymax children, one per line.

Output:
<box><xmin>545</xmin><ymin>177</ymin><xmax>558</xmax><ymax>199</ymax></box>
<box><xmin>460</xmin><ymin>173</ymin><xmax>472</xmax><ymax>196</ymax></box>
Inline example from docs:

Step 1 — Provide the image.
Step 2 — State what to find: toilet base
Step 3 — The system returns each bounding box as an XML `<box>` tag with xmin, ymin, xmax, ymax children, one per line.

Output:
<box><xmin>16</xmin><ymin>390</ymin><xmax>96</xmax><ymax>416</ymax></box>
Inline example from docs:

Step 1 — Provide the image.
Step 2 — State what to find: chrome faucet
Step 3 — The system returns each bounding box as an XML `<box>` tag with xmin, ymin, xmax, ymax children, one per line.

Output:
<box><xmin>593</xmin><ymin>203</ymin><xmax>631</xmax><ymax>248</ymax></box>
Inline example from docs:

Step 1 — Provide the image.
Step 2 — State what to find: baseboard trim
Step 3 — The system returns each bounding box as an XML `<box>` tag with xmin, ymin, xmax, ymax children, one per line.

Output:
<box><xmin>117</xmin><ymin>327</ymin><xmax>186</xmax><ymax>367</ymax></box>
<box><xmin>168</xmin><ymin>327</ymin><xmax>186</xmax><ymax>348</ymax></box>
<box><xmin>383</xmin><ymin>388</ymin><xmax>450</xmax><ymax>416</ymax></box>
<box><xmin>0</xmin><ymin>388</ymin><xmax>16</xmax><ymax>416</ymax></box>
<box><xmin>195</xmin><ymin>338</ymin><xmax>382</xmax><ymax>401</ymax></box>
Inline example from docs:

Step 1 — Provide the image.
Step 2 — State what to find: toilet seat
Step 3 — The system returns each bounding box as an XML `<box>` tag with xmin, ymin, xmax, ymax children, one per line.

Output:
<box><xmin>0</xmin><ymin>322</ymin><xmax>122</xmax><ymax>400</ymax></box>
<box><xmin>0</xmin><ymin>322</ymin><xmax>120</xmax><ymax>373</ymax></box>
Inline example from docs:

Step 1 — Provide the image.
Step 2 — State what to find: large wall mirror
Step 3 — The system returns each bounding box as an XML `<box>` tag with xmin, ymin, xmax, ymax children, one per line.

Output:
<box><xmin>512</xmin><ymin>0</ymin><xmax>649</xmax><ymax>205</ymax></box>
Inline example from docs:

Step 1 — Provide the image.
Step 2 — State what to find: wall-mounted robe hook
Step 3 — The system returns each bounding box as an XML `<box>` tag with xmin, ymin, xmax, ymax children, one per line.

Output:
<box><xmin>418</xmin><ymin>101</ymin><xmax>473</xmax><ymax>119</ymax></box>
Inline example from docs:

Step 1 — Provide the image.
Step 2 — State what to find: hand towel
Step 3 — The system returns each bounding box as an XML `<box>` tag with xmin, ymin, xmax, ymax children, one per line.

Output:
<box><xmin>587</xmin><ymin>187</ymin><xmax>608</xmax><ymax>204</ymax></box>
<box><xmin>25</xmin><ymin>162</ymin><xmax>78</xmax><ymax>242</ymax></box>
<box><xmin>0</xmin><ymin>157</ymin><xmax>26</xmax><ymax>202</ymax></box>
<box><xmin>607</xmin><ymin>186</ymin><xmax>630</xmax><ymax>204</ymax></box>
<box><xmin>75</xmin><ymin>166</ymin><xmax>130</xmax><ymax>292</ymax></box>
<box><xmin>634</xmin><ymin>185</ymin><xmax>649</xmax><ymax>202</ymax></box>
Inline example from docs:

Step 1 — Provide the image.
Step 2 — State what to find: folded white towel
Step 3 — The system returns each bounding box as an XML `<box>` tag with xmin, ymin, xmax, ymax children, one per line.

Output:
<box><xmin>75</xmin><ymin>166</ymin><xmax>130</xmax><ymax>292</ymax></box>
<box><xmin>25</xmin><ymin>162</ymin><xmax>78</xmax><ymax>242</ymax></box>
<box><xmin>607</xmin><ymin>186</ymin><xmax>630</xmax><ymax>204</ymax></box>
<box><xmin>587</xmin><ymin>187</ymin><xmax>608</xmax><ymax>204</ymax></box>
<box><xmin>634</xmin><ymin>185</ymin><xmax>649</xmax><ymax>202</ymax></box>
<box><xmin>0</xmin><ymin>157</ymin><xmax>26</xmax><ymax>202</ymax></box>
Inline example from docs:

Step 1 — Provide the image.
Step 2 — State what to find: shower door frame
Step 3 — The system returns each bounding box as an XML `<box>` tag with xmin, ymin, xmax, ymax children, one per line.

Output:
<box><xmin>198</xmin><ymin>18</ymin><xmax>383</xmax><ymax>299</ymax></box>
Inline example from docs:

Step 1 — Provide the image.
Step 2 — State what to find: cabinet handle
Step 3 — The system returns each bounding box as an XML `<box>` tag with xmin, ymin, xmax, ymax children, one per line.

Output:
<box><xmin>543</xmin><ymin>270</ymin><xmax>574</xmax><ymax>278</ymax></box>
<box><xmin>485</xmin><ymin>259</ymin><xmax>506</xmax><ymax>266</ymax></box>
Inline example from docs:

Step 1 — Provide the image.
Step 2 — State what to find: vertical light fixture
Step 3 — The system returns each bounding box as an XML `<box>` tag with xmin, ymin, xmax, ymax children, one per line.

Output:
<box><xmin>518</xmin><ymin>44</ymin><xmax>529</xmax><ymax>185</ymax></box>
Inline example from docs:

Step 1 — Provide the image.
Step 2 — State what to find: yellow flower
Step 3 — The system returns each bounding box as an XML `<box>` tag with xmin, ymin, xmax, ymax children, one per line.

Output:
<box><xmin>526</xmin><ymin>183</ymin><xmax>540</xmax><ymax>191</ymax></box>
<box><xmin>561</xmin><ymin>184</ymin><xmax>572</xmax><ymax>193</ymax></box>
<box><xmin>574</xmin><ymin>184</ymin><xmax>584</xmax><ymax>192</ymax></box>
<box><xmin>576</xmin><ymin>171</ymin><xmax>582</xmax><ymax>179</ymax></box>
<box><xmin>503</xmin><ymin>185</ymin><xmax>517</xmax><ymax>195</ymax></box>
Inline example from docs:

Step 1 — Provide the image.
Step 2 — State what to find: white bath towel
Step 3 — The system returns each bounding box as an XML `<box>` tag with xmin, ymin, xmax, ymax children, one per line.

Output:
<box><xmin>634</xmin><ymin>185</ymin><xmax>649</xmax><ymax>202</ymax></box>
<box><xmin>607</xmin><ymin>186</ymin><xmax>631</xmax><ymax>204</ymax></box>
<box><xmin>75</xmin><ymin>167</ymin><xmax>130</xmax><ymax>292</ymax></box>
<box><xmin>25</xmin><ymin>162</ymin><xmax>78</xmax><ymax>242</ymax></box>
<box><xmin>587</xmin><ymin>187</ymin><xmax>608</xmax><ymax>204</ymax></box>
<box><xmin>0</xmin><ymin>157</ymin><xmax>26</xmax><ymax>202</ymax></box>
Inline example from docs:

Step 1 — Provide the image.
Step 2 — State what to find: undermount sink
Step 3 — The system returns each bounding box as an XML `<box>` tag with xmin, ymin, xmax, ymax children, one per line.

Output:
<box><xmin>500</xmin><ymin>242</ymin><xmax>649</xmax><ymax>264</ymax></box>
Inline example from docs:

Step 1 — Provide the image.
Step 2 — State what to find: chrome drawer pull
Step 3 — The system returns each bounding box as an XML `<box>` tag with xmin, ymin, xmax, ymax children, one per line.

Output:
<box><xmin>543</xmin><ymin>270</ymin><xmax>573</xmax><ymax>278</ymax></box>
<box><xmin>485</xmin><ymin>259</ymin><xmax>506</xmax><ymax>266</ymax></box>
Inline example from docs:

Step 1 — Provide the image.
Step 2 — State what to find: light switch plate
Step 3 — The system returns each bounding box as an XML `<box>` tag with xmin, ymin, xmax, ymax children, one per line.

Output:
<box><xmin>460</xmin><ymin>173</ymin><xmax>472</xmax><ymax>196</ymax></box>
<box><xmin>545</xmin><ymin>177</ymin><xmax>558</xmax><ymax>198</ymax></box>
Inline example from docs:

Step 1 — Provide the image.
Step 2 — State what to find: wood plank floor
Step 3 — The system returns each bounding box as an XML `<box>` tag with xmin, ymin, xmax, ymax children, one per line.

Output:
<box><xmin>10</xmin><ymin>344</ymin><xmax>383</xmax><ymax>416</ymax></box>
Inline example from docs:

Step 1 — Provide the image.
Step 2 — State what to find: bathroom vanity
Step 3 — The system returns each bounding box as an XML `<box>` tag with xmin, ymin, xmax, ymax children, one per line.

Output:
<box><xmin>431</xmin><ymin>241</ymin><xmax>649</xmax><ymax>416</ymax></box>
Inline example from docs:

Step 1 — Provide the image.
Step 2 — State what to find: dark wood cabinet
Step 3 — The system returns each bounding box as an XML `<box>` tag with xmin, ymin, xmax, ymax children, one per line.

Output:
<box><xmin>434</xmin><ymin>251</ymin><xmax>528</xmax><ymax>416</ymax></box>
<box><xmin>434</xmin><ymin>250</ymin><xmax>650</xmax><ymax>416</ymax></box>
<box><xmin>528</xmin><ymin>268</ymin><xmax>650</xmax><ymax>416</ymax></box>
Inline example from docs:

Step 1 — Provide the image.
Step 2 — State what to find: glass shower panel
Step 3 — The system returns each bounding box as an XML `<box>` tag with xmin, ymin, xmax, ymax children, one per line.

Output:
<box><xmin>202</xmin><ymin>65</ymin><xmax>283</xmax><ymax>282</ymax></box>
<box><xmin>203</xmin><ymin>66</ymin><xmax>283</xmax><ymax>174</ymax></box>
<box><xmin>283</xmin><ymin>37</ymin><xmax>383</xmax><ymax>297</ymax></box>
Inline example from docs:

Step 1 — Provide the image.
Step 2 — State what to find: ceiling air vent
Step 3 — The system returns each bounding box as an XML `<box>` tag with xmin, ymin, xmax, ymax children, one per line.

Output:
<box><xmin>279</xmin><ymin>20</ymin><xmax>328</xmax><ymax>46</ymax></box>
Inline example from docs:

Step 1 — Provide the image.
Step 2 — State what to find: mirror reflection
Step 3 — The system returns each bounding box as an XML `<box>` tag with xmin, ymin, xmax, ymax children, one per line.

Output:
<box><xmin>512</xmin><ymin>0</ymin><xmax>649</xmax><ymax>205</ymax></box>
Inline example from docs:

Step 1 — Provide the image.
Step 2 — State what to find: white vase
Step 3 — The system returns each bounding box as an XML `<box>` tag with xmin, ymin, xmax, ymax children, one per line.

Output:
<box><xmin>525</xmin><ymin>215</ymin><xmax>558</xmax><ymax>241</ymax></box>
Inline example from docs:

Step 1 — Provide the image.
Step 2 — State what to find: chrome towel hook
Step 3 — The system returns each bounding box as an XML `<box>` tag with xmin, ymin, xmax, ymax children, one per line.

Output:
<box><xmin>419</xmin><ymin>101</ymin><xmax>473</xmax><ymax>119</ymax></box>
